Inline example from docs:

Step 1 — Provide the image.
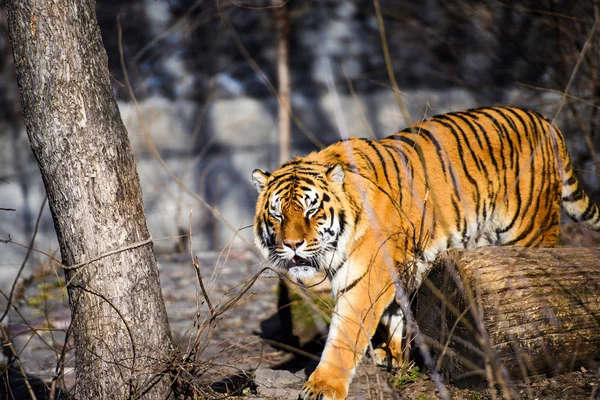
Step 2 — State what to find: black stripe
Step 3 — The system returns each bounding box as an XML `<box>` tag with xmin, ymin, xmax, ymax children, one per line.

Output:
<box><xmin>388</xmin><ymin>134</ymin><xmax>417</xmax><ymax>148</ymax></box>
<box><xmin>348</xmin><ymin>195</ymin><xmax>361</xmax><ymax>227</ymax></box>
<box><xmin>451</xmin><ymin>196</ymin><xmax>463</xmax><ymax>235</ymax></box>
<box><xmin>503</xmin><ymin>108</ymin><xmax>530</xmax><ymax>151</ymax></box>
<box><xmin>497</xmin><ymin>183</ymin><xmax>522</xmax><ymax>234</ymax></box>
<box><xmin>354</xmin><ymin>144</ymin><xmax>380</xmax><ymax>181</ymax></box>
<box><xmin>381</xmin><ymin>145</ymin><xmax>403</xmax><ymax>203</ymax></box>
<box><xmin>444</xmin><ymin>114</ymin><xmax>487</xmax><ymax>175</ymax></box>
<box><xmin>473</xmin><ymin>109</ymin><xmax>509</xmax><ymax>172</ymax></box>
<box><xmin>431</xmin><ymin>119</ymin><xmax>480</xmax><ymax>211</ymax></box>
<box><xmin>365</xmin><ymin>140</ymin><xmax>394</xmax><ymax>188</ymax></box>
<box><xmin>450</xmin><ymin>115</ymin><xmax>489</xmax><ymax>174</ymax></box>
<box><xmin>417</xmin><ymin>128</ymin><xmax>450</xmax><ymax>175</ymax></box>
<box><xmin>473</xmin><ymin>118</ymin><xmax>500</xmax><ymax>175</ymax></box>
<box><xmin>385</xmin><ymin>136</ymin><xmax>416</xmax><ymax>181</ymax></box>
<box><xmin>432</xmin><ymin>116</ymin><xmax>469</xmax><ymax>168</ymax></box>
<box><xmin>563</xmin><ymin>187</ymin><xmax>585</xmax><ymax>202</ymax></box>
<box><xmin>338</xmin><ymin>270</ymin><xmax>368</xmax><ymax>294</ymax></box>
<box><xmin>295</xmin><ymin>176</ymin><xmax>316</xmax><ymax>186</ymax></box>
<box><xmin>338</xmin><ymin>209</ymin><xmax>346</xmax><ymax>236</ymax></box>
<box><xmin>454</xmin><ymin>112</ymin><xmax>484</xmax><ymax>149</ymax></box>
<box><xmin>495</xmin><ymin>107</ymin><xmax>520</xmax><ymax>134</ymax></box>
<box><xmin>505</xmin><ymin>179</ymin><xmax>548</xmax><ymax>246</ymax></box>
<box><xmin>382</xmin><ymin>140</ymin><xmax>410</xmax><ymax>173</ymax></box>
<box><xmin>489</xmin><ymin>108</ymin><xmax>517</xmax><ymax>170</ymax></box>
<box><xmin>592</xmin><ymin>210</ymin><xmax>600</xmax><ymax>227</ymax></box>
<box><xmin>381</xmin><ymin>144</ymin><xmax>402</xmax><ymax>181</ymax></box>
<box><xmin>441</xmin><ymin>113</ymin><xmax>490</xmax><ymax>178</ymax></box>
<box><xmin>580</xmin><ymin>201</ymin><xmax>598</xmax><ymax>221</ymax></box>
<box><xmin>504</xmin><ymin>225</ymin><xmax>532</xmax><ymax>245</ymax></box>
<box><xmin>272</xmin><ymin>185</ymin><xmax>289</xmax><ymax>199</ymax></box>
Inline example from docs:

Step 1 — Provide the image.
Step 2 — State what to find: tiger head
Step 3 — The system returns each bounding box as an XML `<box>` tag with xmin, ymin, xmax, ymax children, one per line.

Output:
<box><xmin>252</xmin><ymin>161</ymin><xmax>352</xmax><ymax>283</ymax></box>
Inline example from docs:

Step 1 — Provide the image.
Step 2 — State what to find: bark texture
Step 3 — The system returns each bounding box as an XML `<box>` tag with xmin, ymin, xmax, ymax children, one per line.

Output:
<box><xmin>6</xmin><ymin>1</ymin><xmax>174</xmax><ymax>398</ymax></box>
<box><xmin>416</xmin><ymin>247</ymin><xmax>600</xmax><ymax>387</ymax></box>
<box><xmin>273</xmin><ymin>0</ymin><xmax>290</xmax><ymax>164</ymax></box>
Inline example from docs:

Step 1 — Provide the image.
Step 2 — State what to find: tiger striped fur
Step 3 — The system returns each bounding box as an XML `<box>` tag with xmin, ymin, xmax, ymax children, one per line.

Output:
<box><xmin>251</xmin><ymin>106</ymin><xmax>600</xmax><ymax>400</ymax></box>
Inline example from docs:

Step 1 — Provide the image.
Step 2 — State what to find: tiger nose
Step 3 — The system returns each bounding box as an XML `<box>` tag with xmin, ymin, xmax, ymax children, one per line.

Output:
<box><xmin>283</xmin><ymin>239</ymin><xmax>305</xmax><ymax>251</ymax></box>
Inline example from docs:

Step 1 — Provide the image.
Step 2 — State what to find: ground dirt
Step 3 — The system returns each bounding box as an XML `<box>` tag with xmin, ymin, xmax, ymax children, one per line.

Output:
<box><xmin>1</xmin><ymin>223</ymin><xmax>600</xmax><ymax>399</ymax></box>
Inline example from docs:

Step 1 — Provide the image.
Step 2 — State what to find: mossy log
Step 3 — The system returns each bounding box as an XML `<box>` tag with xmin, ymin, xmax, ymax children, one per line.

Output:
<box><xmin>414</xmin><ymin>247</ymin><xmax>600</xmax><ymax>387</ymax></box>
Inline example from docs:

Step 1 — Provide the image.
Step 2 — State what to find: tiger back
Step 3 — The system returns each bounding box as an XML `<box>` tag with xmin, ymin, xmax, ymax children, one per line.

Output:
<box><xmin>251</xmin><ymin>106</ymin><xmax>600</xmax><ymax>400</ymax></box>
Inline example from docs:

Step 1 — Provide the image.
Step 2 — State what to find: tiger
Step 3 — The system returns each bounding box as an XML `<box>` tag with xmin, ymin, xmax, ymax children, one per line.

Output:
<box><xmin>251</xmin><ymin>106</ymin><xmax>600</xmax><ymax>400</ymax></box>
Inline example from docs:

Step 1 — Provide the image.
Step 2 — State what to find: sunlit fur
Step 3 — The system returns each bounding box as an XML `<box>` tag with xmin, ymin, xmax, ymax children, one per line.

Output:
<box><xmin>252</xmin><ymin>106</ymin><xmax>600</xmax><ymax>400</ymax></box>
<box><xmin>253</xmin><ymin>163</ymin><xmax>351</xmax><ymax>284</ymax></box>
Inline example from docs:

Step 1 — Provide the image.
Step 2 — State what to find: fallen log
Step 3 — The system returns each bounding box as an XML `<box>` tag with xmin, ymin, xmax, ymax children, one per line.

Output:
<box><xmin>414</xmin><ymin>247</ymin><xmax>600</xmax><ymax>388</ymax></box>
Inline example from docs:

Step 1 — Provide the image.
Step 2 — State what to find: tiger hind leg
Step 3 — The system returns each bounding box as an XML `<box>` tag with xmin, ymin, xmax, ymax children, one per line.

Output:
<box><xmin>373</xmin><ymin>301</ymin><xmax>405</xmax><ymax>369</ymax></box>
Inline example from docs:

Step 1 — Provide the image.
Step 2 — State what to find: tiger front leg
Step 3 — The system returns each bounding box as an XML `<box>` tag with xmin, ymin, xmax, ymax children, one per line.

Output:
<box><xmin>299</xmin><ymin>255</ymin><xmax>396</xmax><ymax>400</ymax></box>
<box><xmin>373</xmin><ymin>302</ymin><xmax>405</xmax><ymax>369</ymax></box>
<box><xmin>297</xmin><ymin>303</ymin><xmax>361</xmax><ymax>400</ymax></box>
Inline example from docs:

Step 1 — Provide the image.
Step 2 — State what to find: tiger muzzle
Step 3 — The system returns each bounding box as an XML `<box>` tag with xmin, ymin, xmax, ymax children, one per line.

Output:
<box><xmin>288</xmin><ymin>255</ymin><xmax>312</xmax><ymax>269</ymax></box>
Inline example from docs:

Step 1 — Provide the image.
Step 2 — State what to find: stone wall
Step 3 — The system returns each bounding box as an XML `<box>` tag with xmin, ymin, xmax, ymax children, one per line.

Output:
<box><xmin>1</xmin><ymin>0</ymin><xmax>599</xmax><ymax>298</ymax></box>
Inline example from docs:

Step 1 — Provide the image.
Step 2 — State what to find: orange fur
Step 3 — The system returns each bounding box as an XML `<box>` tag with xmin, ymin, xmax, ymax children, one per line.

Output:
<box><xmin>252</xmin><ymin>106</ymin><xmax>600</xmax><ymax>399</ymax></box>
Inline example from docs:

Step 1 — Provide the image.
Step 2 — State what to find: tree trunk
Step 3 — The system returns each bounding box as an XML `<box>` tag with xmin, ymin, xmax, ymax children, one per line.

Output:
<box><xmin>6</xmin><ymin>1</ymin><xmax>174</xmax><ymax>398</ymax></box>
<box><xmin>271</xmin><ymin>0</ymin><xmax>300</xmax><ymax>349</ymax></box>
<box><xmin>273</xmin><ymin>0</ymin><xmax>291</xmax><ymax>164</ymax></box>
<box><xmin>415</xmin><ymin>247</ymin><xmax>600</xmax><ymax>388</ymax></box>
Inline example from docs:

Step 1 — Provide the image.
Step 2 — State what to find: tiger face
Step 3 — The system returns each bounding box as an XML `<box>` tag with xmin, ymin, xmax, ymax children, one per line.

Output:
<box><xmin>252</xmin><ymin>162</ymin><xmax>350</xmax><ymax>283</ymax></box>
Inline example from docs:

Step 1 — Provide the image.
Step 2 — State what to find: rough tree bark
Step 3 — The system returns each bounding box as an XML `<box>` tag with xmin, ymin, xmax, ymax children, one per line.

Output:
<box><xmin>416</xmin><ymin>247</ymin><xmax>600</xmax><ymax>388</ymax></box>
<box><xmin>273</xmin><ymin>0</ymin><xmax>290</xmax><ymax>164</ymax></box>
<box><xmin>6</xmin><ymin>1</ymin><xmax>174</xmax><ymax>398</ymax></box>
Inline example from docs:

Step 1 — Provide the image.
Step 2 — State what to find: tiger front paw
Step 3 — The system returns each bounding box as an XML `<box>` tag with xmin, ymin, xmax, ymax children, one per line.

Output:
<box><xmin>298</xmin><ymin>370</ymin><xmax>349</xmax><ymax>400</ymax></box>
<box><xmin>373</xmin><ymin>342</ymin><xmax>402</xmax><ymax>369</ymax></box>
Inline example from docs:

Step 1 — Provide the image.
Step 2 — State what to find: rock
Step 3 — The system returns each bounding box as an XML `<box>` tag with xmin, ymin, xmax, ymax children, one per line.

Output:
<box><xmin>254</xmin><ymin>367</ymin><xmax>305</xmax><ymax>389</ymax></box>
<box><xmin>254</xmin><ymin>368</ymin><xmax>305</xmax><ymax>398</ymax></box>
<box><xmin>255</xmin><ymin>387</ymin><xmax>302</xmax><ymax>399</ymax></box>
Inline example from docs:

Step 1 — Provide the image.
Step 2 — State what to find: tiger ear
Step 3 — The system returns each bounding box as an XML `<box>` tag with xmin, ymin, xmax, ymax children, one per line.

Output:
<box><xmin>326</xmin><ymin>163</ymin><xmax>345</xmax><ymax>184</ymax></box>
<box><xmin>252</xmin><ymin>169</ymin><xmax>270</xmax><ymax>192</ymax></box>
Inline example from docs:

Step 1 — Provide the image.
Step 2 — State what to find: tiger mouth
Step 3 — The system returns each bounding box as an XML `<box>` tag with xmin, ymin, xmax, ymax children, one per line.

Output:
<box><xmin>287</xmin><ymin>256</ymin><xmax>313</xmax><ymax>269</ymax></box>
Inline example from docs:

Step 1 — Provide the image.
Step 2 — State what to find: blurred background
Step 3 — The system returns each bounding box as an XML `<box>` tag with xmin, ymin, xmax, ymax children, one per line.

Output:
<box><xmin>1</xmin><ymin>0</ymin><xmax>600</xmax><ymax>296</ymax></box>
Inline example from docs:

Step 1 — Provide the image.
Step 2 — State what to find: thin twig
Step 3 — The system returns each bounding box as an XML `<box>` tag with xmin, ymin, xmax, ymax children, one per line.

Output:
<box><xmin>0</xmin><ymin>197</ymin><xmax>46</xmax><ymax>324</ymax></box>
<box><xmin>343</xmin><ymin>64</ymin><xmax>378</xmax><ymax>140</ymax></box>
<box><xmin>259</xmin><ymin>338</ymin><xmax>320</xmax><ymax>362</ymax></box>
<box><xmin>193</xmin><ymin>257</ymin><xmax>214</xmax><ymax>317</ymax></box>
<box><xmin>552</xmin><ymin>18</ymin><xmax>598</xmax><ymax>123</ymax></box>
<box><xmin>517</xmin><ymin>83</ymin><xmax>600</xmax><ymax>111</ymax></box>
<box><xmin>116</xmin><ymin>16</ymin><xmax>259</xmax><ymax>255</ymax></box>
<box><xmin>216</xmin><ymin>1</ymin><xmax>324</xmax><ymax>149</ymax></box>
<box><xmin>49</xmin><ymin>302</ymin><xmax>75</xmax><ymax>400</ymax></box>
<box><xmin>187</xmin><ymin>211</ymin><xmax>215</xmax><ymax>316</ymax></box>
<box><xmin>392</xmin><ymin>276</ymin><xmax>450</xmax><ymax>400</ymax></box>
<box><xmin>372</xmin><ymin>0</ymin><xmax>412</xmax><ymax>128</ymax></box>
<box><xmin>63</xmin><ymin>236</ymin><xmax>153</xmax><ymax>271</ymax></box>
<box><xmin>0</xmin><ymin>289</ymin><xmax>61</xmax><ymax>355</ymax></box>
<box><xmin>69</xmin><ymin>284</ymin><xmax>139</xmax><ymax>396</ymax></box>
<box><xmin>0</xmin><ymin>324</ymin><xmax>37</xmax><ymax>400</ymax></box>
<box><xmin>435</xmin><ymin>303</ymin><xmax>472</xmax><ymax>371</ymax></box>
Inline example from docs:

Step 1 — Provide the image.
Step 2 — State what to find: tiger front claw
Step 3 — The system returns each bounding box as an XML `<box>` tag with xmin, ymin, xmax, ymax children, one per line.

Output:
<box><xmin>298</xmin><ymin>373</ymin><xmax>348</xmax><ymax>400</ymax></box>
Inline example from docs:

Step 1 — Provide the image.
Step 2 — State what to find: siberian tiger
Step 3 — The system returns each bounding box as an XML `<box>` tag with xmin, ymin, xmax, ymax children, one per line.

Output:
<box><xmin>251</xmin><ymin>106</ymin><xmax>600</xmax><ymax>400</ymax></box>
